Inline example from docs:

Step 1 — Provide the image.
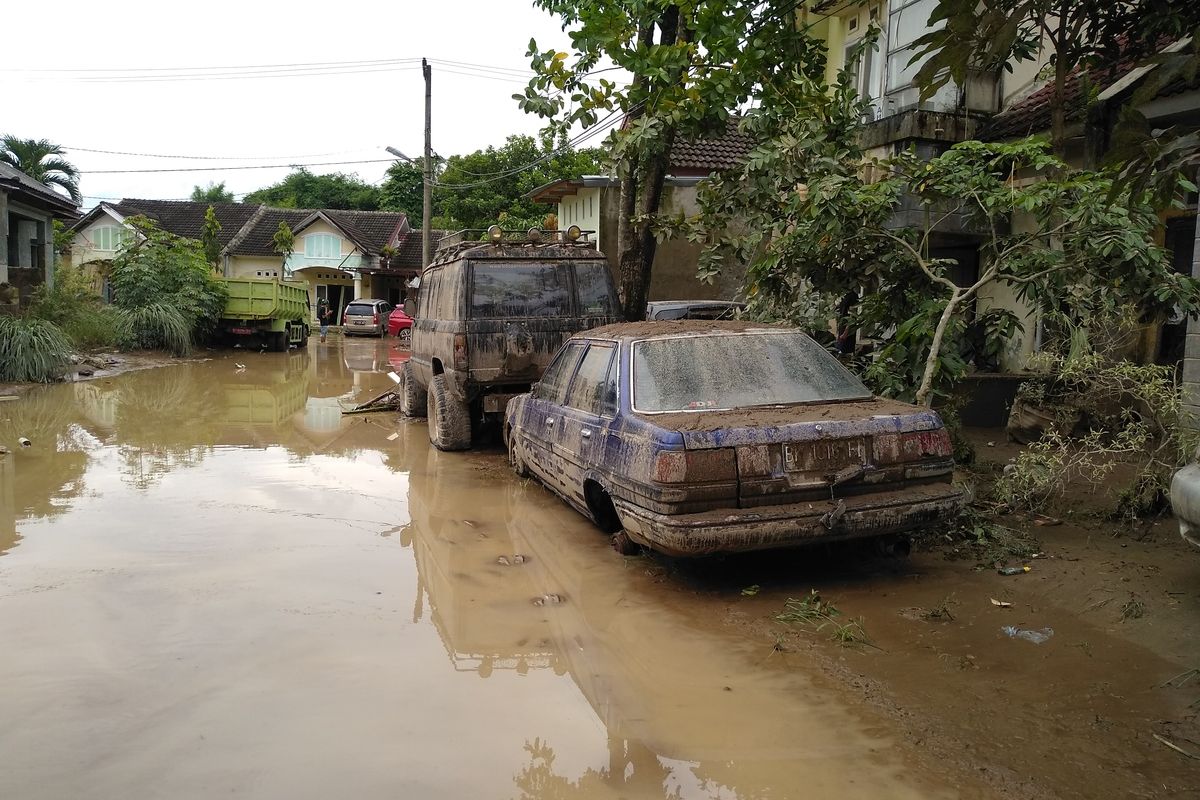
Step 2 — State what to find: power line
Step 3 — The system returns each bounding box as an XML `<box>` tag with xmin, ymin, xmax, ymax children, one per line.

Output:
<box><xmin>84</xmin><ymin>158</ymin><xmax>395</xmax><ymax>175</ymax></box>
<box><xmin>2</xmin><ymin>57</ymin><xmax>422</xmax><ymax>74</ymax></box>
<box><xmin>64</xmin><ymin>145</ymin><xmax>379</xmax><ymax>161</ymax></box>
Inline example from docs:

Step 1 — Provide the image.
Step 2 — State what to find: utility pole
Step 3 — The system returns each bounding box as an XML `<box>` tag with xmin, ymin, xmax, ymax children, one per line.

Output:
<box><xmin>422</xmin><ymin>58</ymin><xmax>433</xmax><ymax>268</ymax></box>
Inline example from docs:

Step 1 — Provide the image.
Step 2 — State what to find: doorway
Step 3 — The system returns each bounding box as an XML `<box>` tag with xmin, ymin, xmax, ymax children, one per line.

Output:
<box><xmin>316</xmin><ymin>284</ymin><xmax>350</xmax><ymax>323</ymax></box>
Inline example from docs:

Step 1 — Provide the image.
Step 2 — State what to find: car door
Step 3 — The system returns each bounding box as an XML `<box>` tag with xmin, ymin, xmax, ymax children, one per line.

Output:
<box><xmin>556</xmin><ymin>341</ymin><xmax>618</xmax><ymax>508</ymax></box>
<box><xmin>518</xmin><ymin>341</ymin><xmax>585</xmax><ymax>490</ymax></box>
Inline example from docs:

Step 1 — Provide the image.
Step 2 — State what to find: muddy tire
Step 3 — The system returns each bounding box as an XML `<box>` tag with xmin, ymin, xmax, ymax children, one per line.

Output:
<box><xmin>428</xmin><ymin>374</ymin><xmax>471</xmax><ymax>451</ymax></box>
<box><xmin>296</xmin><ymin>324</ymin><xmax>309</xmax><ymax>348</ymax></box>
<box><xmin>269</xmin><ymin>331</ymin><xmax>287</xmax><ymax>352</ymax></box>
<box><xmin>398</xmin><ymin>328</ymin><xmax>411</xmax><ymax>345</ymax></box>
<box><xmin>400</xmin><ymin>362</ymin><xmax>427</xmax><ymax>419</ymax></box>
<box><xmin>611</xmin><ymin>530</ymin><xmax>641</xmax><ymax>556</ymax></box>
<box><xmin>508</xmin><ymin>428</ymin><xmax>531</xmax><ymax>478</ymax></box>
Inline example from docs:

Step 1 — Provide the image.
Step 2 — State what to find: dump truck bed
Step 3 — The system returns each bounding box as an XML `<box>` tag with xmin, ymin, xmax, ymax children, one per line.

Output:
<box><xmin>221</xmin><ymin>278</ymin><xmax>308</xmax><ymax>321</ymax></box>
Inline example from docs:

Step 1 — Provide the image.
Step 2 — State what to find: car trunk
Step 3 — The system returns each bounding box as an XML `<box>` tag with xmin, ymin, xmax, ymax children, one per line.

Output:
<box><xmin>645</xmin><ymin>399</ymin><xmax>955</xmax><ymax>508</ymax></box>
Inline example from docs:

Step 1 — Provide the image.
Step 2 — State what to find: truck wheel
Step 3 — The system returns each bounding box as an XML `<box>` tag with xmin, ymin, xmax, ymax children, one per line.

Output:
<box><xmin>270</xmin><ymin>331</ymin><xmax>288</xmax><ymax>352</ymax></box>
<box><xmin>296</xmin><ymin>324</ymin><xmax>309</xmax><ymax>349</ymax></box>
<box><xmin>400</xmin><ymin>363</ymin><xmax>427</xmax><ymax>418</ymax></box>
<box><xmin>428</xmin><ymin>374</ymin><xmax>471</xmax><ymax>451</ymax></box>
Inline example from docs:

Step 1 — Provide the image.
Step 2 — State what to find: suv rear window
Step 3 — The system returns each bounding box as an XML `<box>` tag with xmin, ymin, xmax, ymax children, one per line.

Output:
<box><xmin>345</xmin><ymin>304</ymin><xmax>375</xmax><ymax>316</ymax></box>
<box><xmin>575</xmin><ymin>262</ymin><xmax>617</xmax><ymax>315</ymax></box>
<box><xmin>471</xmin><ymin>263</ymin><xmax>570</xmax><ymax>318</ymax></box>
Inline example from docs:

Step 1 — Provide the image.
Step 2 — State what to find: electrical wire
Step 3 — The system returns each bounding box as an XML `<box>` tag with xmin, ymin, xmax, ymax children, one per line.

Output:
<box><xmin>64</xmin><ymin>145</ymin><xmax>380</xmax><ymax>161</ymax></box>
<box><xmin>84</xmin><ymin>158</ymin><xmax>395</xmax><ymax>175</ymax></box>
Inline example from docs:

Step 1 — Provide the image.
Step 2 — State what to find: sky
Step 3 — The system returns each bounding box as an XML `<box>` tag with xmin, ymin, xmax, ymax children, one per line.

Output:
<box><xmin>2</xmin><ymin>0</ymin><xmax>588</xmax><ymax>208</ymax></box>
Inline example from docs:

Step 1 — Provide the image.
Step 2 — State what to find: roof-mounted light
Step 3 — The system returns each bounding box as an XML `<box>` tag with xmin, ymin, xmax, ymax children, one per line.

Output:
<box><xmin>487</xmin><ymin>225</ymin><xmax>503</xmax><ymax>244</ymax></box>
<box><xmin>565</xmin><ymin>225</ymin><xmax>582</xmax><ymax>242</ymax></box>
<box><xmin>527</xmin><ymin>227</ymin><xmax>543</xmax><ymax>243</ymax></box>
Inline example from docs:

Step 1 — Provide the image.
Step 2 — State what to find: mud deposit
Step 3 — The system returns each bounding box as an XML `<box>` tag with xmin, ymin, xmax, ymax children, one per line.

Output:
<box><xmin>0</xmin><ymin>335</ymin><xmax>979</xmax><ymax>800</ymax></box>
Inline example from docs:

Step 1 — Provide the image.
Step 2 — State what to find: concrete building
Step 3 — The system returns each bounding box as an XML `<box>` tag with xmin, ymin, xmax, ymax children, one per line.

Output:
<box><xmin>0</xmin><ymin>162</ymin><xmax>79</xmax><ymax>307</ymax></box>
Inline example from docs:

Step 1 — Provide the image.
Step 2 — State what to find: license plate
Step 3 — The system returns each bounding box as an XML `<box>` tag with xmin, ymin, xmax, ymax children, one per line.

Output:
<box><xmin>784</xmin><ymin>438</ymin><xmax>868</xmax><ymax>472</ymax></box>
<box><xmin>230</xmin><ymin>327</ymin><xmax>254</xmax><ymax>335</ymax></box>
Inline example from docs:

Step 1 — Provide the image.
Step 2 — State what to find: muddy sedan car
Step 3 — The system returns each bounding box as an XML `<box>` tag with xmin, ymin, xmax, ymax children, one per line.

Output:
<box><xmin>504</xmin><ymin>321</ymin><xmax>965</xmax><ymax>556</ymax></box>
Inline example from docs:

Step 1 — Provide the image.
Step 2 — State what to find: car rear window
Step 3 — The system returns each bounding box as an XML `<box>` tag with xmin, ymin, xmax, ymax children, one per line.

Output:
<box><xmin>471</xmin><ymin>263</ymin><xmax>570</xmax><ymax>318</ymax></box>
<box><xmin>345</xmin><ymin>304</ymin><xmax>374</xmax><ymax>316</ymax></box>
<box><xmin>632</xmin><ymin>331</ymin><xmax>871</xmax><ymax>413</ymax></box>
<box><xmin>575</xmin><ymin>262</ymin><xmax>617</xmax><ymax>316</ymax></box>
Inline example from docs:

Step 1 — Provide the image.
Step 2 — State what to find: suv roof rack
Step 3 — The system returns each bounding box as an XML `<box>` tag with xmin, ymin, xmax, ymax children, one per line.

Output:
<box><xmin>435</xmin><ymin>227</ymin><xmax>596</xmax><ymax>252</ymax></box>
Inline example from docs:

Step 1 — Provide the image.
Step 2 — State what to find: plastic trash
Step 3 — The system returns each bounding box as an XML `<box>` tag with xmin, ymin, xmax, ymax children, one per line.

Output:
<box><xmin>1002</xmin><ymin>625</ymin><xmax>1054</xmax><ymax>644</ymax></box>
<box><xmin>18</xmin><ymin>437</ymin><xmax>31</xmax><ymax>448</ymax></box>
<box><xmin>997</xmin><ymin>565</ymin><xmax>1031</xmax><ymax>576</ymax></box>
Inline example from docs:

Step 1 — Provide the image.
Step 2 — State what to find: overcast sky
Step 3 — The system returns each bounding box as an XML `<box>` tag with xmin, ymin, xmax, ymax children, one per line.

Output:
<box><xmin>3</xmin><ymin>0</ymin><xmax>585</xmax><ymax>208</ymax></box>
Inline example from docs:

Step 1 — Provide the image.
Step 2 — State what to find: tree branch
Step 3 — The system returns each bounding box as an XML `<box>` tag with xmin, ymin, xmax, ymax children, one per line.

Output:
<box><xmin>865</xmin><ymin>229</ymin><xmax>959</xmax><ymax>292</ymax></box>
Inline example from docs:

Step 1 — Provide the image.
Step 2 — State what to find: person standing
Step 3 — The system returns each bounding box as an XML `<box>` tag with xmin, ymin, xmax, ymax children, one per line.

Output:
<box><xmin>317</xmin><ymin>301</ymin><xmax>335</xmax><ymax>343</ymax></box>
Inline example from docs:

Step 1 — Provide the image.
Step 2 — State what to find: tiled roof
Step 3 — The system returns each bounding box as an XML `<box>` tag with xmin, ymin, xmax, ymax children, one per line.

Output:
<box><xmin>323</xmin><ymin>210</ymin><xmax>408</xmax><ymax>254</ymax></box>
<box><xmin>112</xmin><ymin>199</ymin><xmax>262</xmax><ymax>248</ymax></box>
<box><xmin>670</xmin><ymin>118</ymin><xmax>753</xmax><ymax>173</ymax></box>
<box><xmin>387</xmin><ymin>229</ymin><xmax>450</xmax><ymax>271</ymax></box>
<box><xmin>982</xmin><ymin>38</ymin><xmax>1187</xmax><ymax>140</ymax></box>
<box><xmin>228</xmin><ymin>207</ymin><xmax>309</xmax><ymax>256</ymax></box>
<box><xmin>0</xmin><ymin>162</ymin><xmax>79</xmax><ymax>215</ymax></box>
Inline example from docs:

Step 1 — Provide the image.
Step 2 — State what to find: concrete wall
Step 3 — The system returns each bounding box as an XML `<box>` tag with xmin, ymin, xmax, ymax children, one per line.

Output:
<box><xmin>2</xmin><ymin>195</ymin><xmax>55</xmax><ymax>300</ymax></box>
<box><xmin>1182</xmin><ymin>192</ymin><xmax>1200</xmax><ymax>424</ymax></box>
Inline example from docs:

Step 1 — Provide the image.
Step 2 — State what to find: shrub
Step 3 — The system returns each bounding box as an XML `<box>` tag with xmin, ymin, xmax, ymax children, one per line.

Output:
<box><xmin>114</xmin><ymin>303</ymin><xmax>193</xmax><ymax>356</ymax></box>
<box><xmin>0</xmin><ymin>316</ymin><xmax>73</xmax><ymax>382</ymax></box>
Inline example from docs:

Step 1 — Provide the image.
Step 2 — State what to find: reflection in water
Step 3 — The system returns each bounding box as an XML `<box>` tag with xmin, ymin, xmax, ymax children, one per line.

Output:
<box><xmin>0</xmin><ymin>338</ymin><xmax>957</xmax><ymax>800</ymax></box>
<box><xmin>402</xmin><ymin>428</ymin><xmax>948</xmax><ymax>800</ymax></box>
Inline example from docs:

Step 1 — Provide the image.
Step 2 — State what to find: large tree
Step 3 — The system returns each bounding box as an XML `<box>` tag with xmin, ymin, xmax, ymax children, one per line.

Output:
<box><xmin>378</xmin><ymin>160</ymin><xmax>430</xmax><ymax>221</ymax></box>
<box><xmin>190</xmin><ymin>181</ymin><xmax>235</xmax><ymax>203</ymax></box>
<box><xmin>433</xmin><ymin>135</ymin><xmax>602</xmax><ymax>231</ymax></box>
<box><xmin>244</xmin><ymin>168</ymin><xmax>380</xmax><ymax>210</ymax></box>
<box><xmin>519</xmin><ymin>0</ymin><xmax>825</xmax><ymax>320</ymax></box>
<box><xmin>0</xmin><ymin>135</ymin><xmax>81</xmax><ymax>203</ymax></box>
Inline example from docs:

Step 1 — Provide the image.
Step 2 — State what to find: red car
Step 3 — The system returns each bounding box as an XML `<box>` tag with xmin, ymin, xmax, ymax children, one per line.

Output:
<box><xmin>387</xmin><ymin>307</ymin><xmax>414</xmax><ymax>341</ymax></box>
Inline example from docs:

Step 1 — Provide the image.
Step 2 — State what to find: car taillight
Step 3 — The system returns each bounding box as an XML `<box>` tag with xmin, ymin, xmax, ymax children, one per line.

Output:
<box><xmin>453</xmin><ymin>334</ymin><xmax>468</xmax><ymax>370</ymax></box>
<box><xmin>874</xmin><ymin>430</ymin><xmax>953</xmax><ymax>464</ymax></box>
<box><xmin>652</xmin><ymin>449</ymin><xmax>737</xmax><ymax>483</ymax></box>
<box><xmin>373</xmin><ymin>313</ymin><xmax>379</xmax><ymax>324</ymax></box>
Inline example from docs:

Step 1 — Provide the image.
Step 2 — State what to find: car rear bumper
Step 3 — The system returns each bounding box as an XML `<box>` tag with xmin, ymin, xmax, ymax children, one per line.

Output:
<box><xmin>1169</xmin><ymin>464</ymin><xmax>1200</xmax><ymax>548</ymax></box>
<box><xmin>613</xmin><ymin>483</ymin><xmax>965</xmax><ymax>557</ymax></box>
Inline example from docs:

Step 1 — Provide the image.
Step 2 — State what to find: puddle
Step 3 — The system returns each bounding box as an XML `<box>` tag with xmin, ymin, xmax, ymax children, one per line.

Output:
<box><xmin>0</xmin><ymin>337</ymin><xmax>985</xmax><ymax>799</ymax></box>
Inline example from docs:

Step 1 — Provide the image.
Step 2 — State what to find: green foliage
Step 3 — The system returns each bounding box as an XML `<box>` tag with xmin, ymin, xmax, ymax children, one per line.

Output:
<box><xmin>521</xmin><ymin>0</ymin><xmax>829</xmax><ymax>318</ymax></box>
<box><xmin>200</xmin><ymin>205</ymin><xmax>222</xmax><ymax>266</ymax></box>
<box><xmin>775</xmin><ymin>591</ymin><xmax>871</xmax><ymax>647</ymax></box>
<box><xmin>108</xmin><ymin>217</ymin><xmax>227</xmax><ymax>347</ymax></box>
<box><xmin>29</xmin><ymin>263</ymin><xmax>123</xmax><ymax>349</ymax></box>
<box><xmin>995</xmin><ymin>350</ymin><xmax>1197</xmax><ymax>518</ymax></box>
<box><xmin>272</xmin><ymin>222</ymin><xmax>294</xmax><ymax>270</ymax></box>
<box><xmin>0</xmin><ymin>316</ymin><xmax>73</xmax><ymax>382</ymax></box>
<box><xmin>0</xmin><ymin>134</ymin><xmax>81</xmax><ymax>203</ymax></box>
<box><xmin>244</xmin><ymin>168</ymin><xmax>380</xmax><ymax>210</ymax></box>
<box><xmin>114</xmin><ymin>303</ymin><xmax>193</xmax><ymax>356</ymax></box>
<box><xmin>52</xmin><ymin>220</ymin><xmax>74</xmax><ymax>257</ymax></box>
<box><xmin>433</xmin><ymin>135</ymin><xmax>603</xmax><ymax>231</ymax></box>
<box><xmin>379</xmin><ymin>160</ymin><xmax>429</xmax><ymax>219</ymax></box>
<box><xmin>190</xmin><ymin>181</ymin><xmax>235</xmax><ymax>203</ymax></box>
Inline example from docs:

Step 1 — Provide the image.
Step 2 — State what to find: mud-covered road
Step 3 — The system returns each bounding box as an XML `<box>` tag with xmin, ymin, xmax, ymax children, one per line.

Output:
<box><xmin>1</xmin><ymin>336</ymin><xmax>1197</xmax><ymax>799</ymax></box>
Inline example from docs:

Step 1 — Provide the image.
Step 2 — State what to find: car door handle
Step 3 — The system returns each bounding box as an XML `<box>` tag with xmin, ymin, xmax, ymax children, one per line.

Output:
<box><xmin>581</xmin><ymin>428</ymin><xmax>592</xmax><ymax>438</ymax></box>
<box><xmin>545</xmin><ymin>416</ymin><xmax>555</xmax><ymax>426</ymax></box>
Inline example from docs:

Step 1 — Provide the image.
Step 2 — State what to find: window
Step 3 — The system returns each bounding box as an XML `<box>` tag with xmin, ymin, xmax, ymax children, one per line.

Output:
<box><xmin>92</xmin><ymin>225</ymin><xmax>125</xmax><ymax>251</ymax></box>
<box><xmin>886</xmin><ymin>0</ymin><xmax>942</xmax><ymax>93</ymax></box>
<box><xmin>421</xmin><ymin>269</ymin><xmax>440</xmax><ymax>318</ymax></box>
<box><xmin>574</xmin><ymin>261</ymin><xmax>617</xmax><ymax>316</ymax></box>
<box><xmin>304</xmin><ymin>234</ymin><xmax>342</xmax><ymax>259</ymax></box>
<box><xmin>536</xmin><ymin>342</ymin><xmax>586</xmax><ymax>404</ymax></box>
<box><xmin>565</xmin><ymin>343</ymin><xmax>617</xmax><ymax>415</ymax></box>
<box><xmin>471</xmin><ymin>263</ymin><xmax>570</xmax><ymax>318</ymax></box>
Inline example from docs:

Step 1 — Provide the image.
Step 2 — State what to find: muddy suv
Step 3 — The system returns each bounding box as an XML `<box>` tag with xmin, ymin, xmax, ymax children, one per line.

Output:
<box><xmin>400</xmin><ymin>228</ymin><xmax>620</xmax><ymax>451</ymax></box>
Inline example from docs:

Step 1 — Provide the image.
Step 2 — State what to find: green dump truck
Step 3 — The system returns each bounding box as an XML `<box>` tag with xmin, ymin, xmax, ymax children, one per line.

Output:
<box><xmin>218</xmin><ymin>278</ymin><xmax>310</xmax><ymax>352</ymax></box>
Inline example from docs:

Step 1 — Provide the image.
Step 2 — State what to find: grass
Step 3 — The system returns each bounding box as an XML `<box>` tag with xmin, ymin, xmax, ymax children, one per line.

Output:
<box><xmin>776</xmin><ymin>590</ymin><xmax>874</xmax><ymax>647</ymax></box>
<box><xmin>923</xmin><ymin>594</ymin><xmax>958</xmax><ymax>622</ymax></box>
<box><xmin>0</xmin><ymin>315</ymin><xmax>73</xmax><ymax>382</ymax></box>
<box><xmin>61</xmin><ymin>306</ymin><xmax>123</xmax><ymax>349</ymax></box>
<box><xmin>115</xmin><ymin>303</ymin><xmax>193</xmax><ymax>355</ymax></box>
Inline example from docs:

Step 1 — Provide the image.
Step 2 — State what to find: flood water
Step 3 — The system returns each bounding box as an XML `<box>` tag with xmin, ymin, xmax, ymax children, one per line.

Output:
<box><xmin>0</xmin><ymin>337</ymin><xmax>980</xmax><ymax>800</ymax></box>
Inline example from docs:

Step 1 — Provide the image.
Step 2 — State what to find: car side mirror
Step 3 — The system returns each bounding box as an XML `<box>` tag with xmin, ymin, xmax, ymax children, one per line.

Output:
<box><xmin>531</xmin><ymin>381</ymin><xmax>542</xmax><ymax>399</ymax></box>
<box><xmin>404</xmin><ymin>299</ymin><xmax>416</xmax><ymax>317</ymax></box>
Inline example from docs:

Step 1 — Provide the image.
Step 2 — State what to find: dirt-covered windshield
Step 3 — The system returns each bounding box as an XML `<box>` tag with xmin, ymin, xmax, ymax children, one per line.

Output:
<box><xmin>632</xmin><ymin>331</ymin><xmax>872</xmax><ymax>413</ymax></box>
<box><xmin>470</xmin><ymin>263</ymin><xmax>570</xmax><ymax>318</ymax></box>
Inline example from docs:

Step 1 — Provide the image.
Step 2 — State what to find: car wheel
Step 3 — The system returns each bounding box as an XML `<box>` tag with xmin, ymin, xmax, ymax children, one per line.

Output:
<box><xmin>398</xmin><ymin>328</ymin><xmax>411</xmax><ymax>345</ymax></box>
<box><xmin>508</xmin><ymin>428</ymin><xmax>531</xmax><ymax>478</ymax></box>
<box><xmin>399</xmin><ymin>362</ymin><xmax>427</xmax><ymax>419</ymax></box>
<box><xmin>428</xmin><ymin>374</ymin><xmax>471</xmax><ymax>451</ymax></box>
<box><xmin>611</xmin><ymin>530</ymin><xmax>641</xmax><ymax>556</ymax></box>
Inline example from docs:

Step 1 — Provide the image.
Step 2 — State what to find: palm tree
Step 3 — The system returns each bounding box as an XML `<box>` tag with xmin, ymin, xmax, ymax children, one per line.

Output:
<box><xmin>0</xmin><ymin>135</ymin><xmax>82</xmax><ymax>203</ymax></box>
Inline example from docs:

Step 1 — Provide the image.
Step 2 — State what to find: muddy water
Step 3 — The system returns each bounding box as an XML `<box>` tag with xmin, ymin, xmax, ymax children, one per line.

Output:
<box><xmin>0</xmin><ymin>337</ymin><xmax>982</xmax><ymax>800</ymax></box>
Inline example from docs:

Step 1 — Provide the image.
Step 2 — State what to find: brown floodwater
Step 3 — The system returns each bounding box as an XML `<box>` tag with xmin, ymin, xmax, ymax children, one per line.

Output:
<box><xmin>0</xmin><ymin>335</ymin><xmax>996</xmax><ymax>800</ymax></box>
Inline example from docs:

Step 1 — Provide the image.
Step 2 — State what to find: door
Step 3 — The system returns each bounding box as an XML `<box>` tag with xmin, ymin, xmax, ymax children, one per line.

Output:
<box><xmin>556</xmin><ymin>342</ymin><xmax>618</xmax><ymax>508</ymax></box>
<box><xmin>518</xmin><ymin>342</ymin><xmax>586</xmax><ymax>490</ymax></box>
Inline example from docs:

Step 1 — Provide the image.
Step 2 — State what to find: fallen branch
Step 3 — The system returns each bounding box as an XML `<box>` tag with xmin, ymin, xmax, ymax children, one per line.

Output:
<box><xmin>1152</xmin><ymin>733</ymin><xmax>1200</xmax><ymax>760</ymax></box>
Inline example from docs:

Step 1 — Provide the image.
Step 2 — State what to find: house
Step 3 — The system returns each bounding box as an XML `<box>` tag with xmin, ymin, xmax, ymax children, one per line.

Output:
<box><xmin>525</xmin><ymin>124</ymin><xmax>753</xmax><ymax>303</ymax></box>
<box><xmin>70</xmin><ymin>200</ymin><xmax>422</xmax><ymax>321</ymax></box>
<box><xmin>0</xmin><ymin>162</ymin><xmax>79</xmax><ymax>307</ymax></box>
